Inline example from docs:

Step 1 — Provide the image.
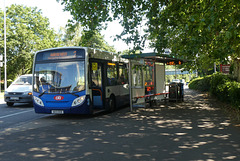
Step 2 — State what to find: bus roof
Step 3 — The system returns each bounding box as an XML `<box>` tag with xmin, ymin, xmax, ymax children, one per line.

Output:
<box><xmin>35</xmin><ymin>47</ymin><xmax>128</xmax><ymax>63</ymax></box>
<box><xmin>35</xmin><ymin>46</ymin><xmax>88</xmax><ymax>54</ymax></box>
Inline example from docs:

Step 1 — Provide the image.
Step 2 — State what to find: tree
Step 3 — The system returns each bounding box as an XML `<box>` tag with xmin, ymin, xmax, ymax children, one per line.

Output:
<box><xmin>57</xmin><ymin>0</ymin><xmax>149</xmax><ymax>53</ymax></box>
<box><xmin>0</xmin><ymin>5</ymin><xmax>62</xmax><ymax>80</ymax></box>
<box><xmin>154</xmin><ymin>0</ymin><xmax>240</xmax><ymax>72</ymax></box>
<box><xmin>59</xmin><ymin>23</ymin><xmax>83</xmax><ymax>46</ymax></box>
<box><xmin>58</xmin><ymin>0</ymin><xmax>239</xmax><ymax>73</ymax></box>
<box><xmin>60</xmin><ymin>22</ymin><xmax>116</xmax><ymax>52</ymax></box>
<box><xmin>81</xmin><ymin>30</ymin><xmax>116</xmax><ymax>52</ymax></box>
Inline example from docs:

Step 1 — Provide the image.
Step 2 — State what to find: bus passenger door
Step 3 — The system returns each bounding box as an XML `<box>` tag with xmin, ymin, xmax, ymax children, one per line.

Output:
<box><xmin>118</xmin><ymin>63</ymin><xmax>130</xmax><ymax>105</ymax></box>
<box><xmin>90</xmin><ymin>62</ymin><xmax>104</xmax><ymax>109</ymax></box>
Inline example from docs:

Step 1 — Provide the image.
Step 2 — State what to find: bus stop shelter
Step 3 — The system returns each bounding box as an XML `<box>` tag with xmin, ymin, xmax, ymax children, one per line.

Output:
<box><xmin>121</xmin><ymin>52</ymin><xmax>186</xmax><ymax>111</ymax></box>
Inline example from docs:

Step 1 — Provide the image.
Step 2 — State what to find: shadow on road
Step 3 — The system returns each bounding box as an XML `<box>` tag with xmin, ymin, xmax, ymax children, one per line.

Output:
<box><xmin>0</xmin><ymin>89</ymin><xmax>240</xmax><ymax>161</ymax></box>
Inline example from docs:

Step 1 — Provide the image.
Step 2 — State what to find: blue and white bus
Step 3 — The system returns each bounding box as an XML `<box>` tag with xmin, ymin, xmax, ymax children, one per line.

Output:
<box><xmin>32</xmin><ymin>47</ymin><xmax>129</xmax><ymax>114</ymax></box>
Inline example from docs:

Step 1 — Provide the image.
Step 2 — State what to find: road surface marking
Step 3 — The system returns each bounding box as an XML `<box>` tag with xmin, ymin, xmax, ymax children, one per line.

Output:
<box><xmin>0</xmin><ymin>109</ymin><xmax>34</xmax><ymax>119</ymax></box>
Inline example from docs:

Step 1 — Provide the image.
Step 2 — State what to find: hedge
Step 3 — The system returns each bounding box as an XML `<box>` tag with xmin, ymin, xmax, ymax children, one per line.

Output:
<box><xmin>188</xmin><ymin>75</ymin><xmax>212</xmax><ymax>92</ymax></box>
<box><xmin>189</xmin><ymin>73</ymin><xmax>240</xmax><ymax>109</ymax></box>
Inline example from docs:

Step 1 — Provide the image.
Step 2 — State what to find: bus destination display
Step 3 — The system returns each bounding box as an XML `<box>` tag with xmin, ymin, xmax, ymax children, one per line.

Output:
<box><xmin>166</xmin><ymin>61</ymin><xmax>182</xmax><ymax>65</ymax></box>
<box><xmin>36</xmin><ymin>49</ymin><xmax>85</xmax><ymax>61</ymax></box>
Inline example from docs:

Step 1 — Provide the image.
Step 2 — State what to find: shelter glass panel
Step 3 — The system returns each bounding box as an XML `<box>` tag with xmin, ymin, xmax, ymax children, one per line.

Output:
<box><xmin>145</xmin><ymin>62</ymin><xmax>154</xmax><ymax>94</ymax></box>
<box><xmin>132</xmin><ymin>65</ymin><xmax>143</xmax><ymax>87</ymax></box>
<box><xmin>118</xmin><ymin>63</ymin><xmax>128</xmax><ymax>85</ymax></box>
<box><xmin>107</xmin><ymin>62</ymin><xmax>117</xmax><ymax>86</ymax></box>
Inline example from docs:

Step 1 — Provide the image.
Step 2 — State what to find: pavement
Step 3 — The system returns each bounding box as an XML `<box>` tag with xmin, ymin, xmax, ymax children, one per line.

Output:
<box><xmin>1</xmin><ymin>89</ymin><xmax>240</xmax><ymax>161</ymax></box>
<box><xmin>0</xmin><ymin>92</ymin><xmax>4</xmax><ymax>104</ymax></box>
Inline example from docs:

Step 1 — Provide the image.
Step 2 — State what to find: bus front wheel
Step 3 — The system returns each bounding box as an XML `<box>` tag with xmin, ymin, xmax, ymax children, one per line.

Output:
<box><xmin>109</xmin><ymin>95</ymin><xmax>116</xmax><ymax>112</ymax></box>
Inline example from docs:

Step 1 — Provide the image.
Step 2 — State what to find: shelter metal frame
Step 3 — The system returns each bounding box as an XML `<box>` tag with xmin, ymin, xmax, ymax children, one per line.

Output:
<box><xmin>121</xmin><ymin>52</ymin><xmax>186</xmax><ymax>111</ymax></box>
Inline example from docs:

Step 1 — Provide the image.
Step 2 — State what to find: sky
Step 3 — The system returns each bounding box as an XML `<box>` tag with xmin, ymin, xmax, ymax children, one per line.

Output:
<box><xmin>0</xmin><ymin>0</ymin><xmax>152</xmax><ymax>52</ymax></box>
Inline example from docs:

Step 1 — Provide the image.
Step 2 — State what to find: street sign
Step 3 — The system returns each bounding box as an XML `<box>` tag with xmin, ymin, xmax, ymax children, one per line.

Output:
<box><xmin>220</xmin><ymin>64</ymin><xmax>230</xmax><ymax>74</ymax></box>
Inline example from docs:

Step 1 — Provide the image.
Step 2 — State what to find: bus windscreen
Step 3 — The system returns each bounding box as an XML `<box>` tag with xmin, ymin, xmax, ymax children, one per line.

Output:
<box><xmin>36</xmin><ymin>49</ymin><xmax>85</xmax><ymax>61</ymax></box>
<box><xmin>33</xmin><ymin>61</ymin><xmax>85</xmax><ymax>94</ymax></box>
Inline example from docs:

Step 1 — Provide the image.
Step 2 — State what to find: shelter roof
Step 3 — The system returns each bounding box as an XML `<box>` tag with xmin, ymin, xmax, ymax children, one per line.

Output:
<box><xmin>121</xmin><ymin>52</ymin><xmax>186</xmax><ymax>65</ymax></box>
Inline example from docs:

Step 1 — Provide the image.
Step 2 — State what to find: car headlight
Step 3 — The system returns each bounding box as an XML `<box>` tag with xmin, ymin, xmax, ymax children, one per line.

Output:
<box><xmin>72</xmin><ymin>95</ymin><xmax>86</xmax><ymax>107</ymax></box>
<box><xmin>4</xmin><ymin>91</ymin><xmax>8</xmax><ymax>95</ymax></box>
<box><xmin>33</xmin><ymin>96</ymin><xmax>44</xmax><ymax>106</ymax></box>
<box><xmin>24</xmin><ymin>91</ymin><xmax>33</xmax><ymax>95</ymax></box>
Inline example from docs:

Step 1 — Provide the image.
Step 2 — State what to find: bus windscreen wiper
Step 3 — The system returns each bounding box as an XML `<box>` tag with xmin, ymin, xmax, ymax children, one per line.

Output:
<box><xmin>39</xmin><ymin>91</ymin><xmax>46</xmax><ymax>97</ymax></box>
<box><xmin>70</xmin><ymin>92</ymin><xmax>79</xmax><ymax>97</ymax></box>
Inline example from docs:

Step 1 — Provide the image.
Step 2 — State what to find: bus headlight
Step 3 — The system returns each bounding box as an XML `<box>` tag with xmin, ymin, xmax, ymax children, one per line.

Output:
<box><xmin>33</xmin><ymin>96</ymin><xmax>44</xmax><ymax>106</ymax></box>
<box><xmin>72</xmin><ymin>95</ymin><xmax>86</xmax><ymax>107</ymax></box>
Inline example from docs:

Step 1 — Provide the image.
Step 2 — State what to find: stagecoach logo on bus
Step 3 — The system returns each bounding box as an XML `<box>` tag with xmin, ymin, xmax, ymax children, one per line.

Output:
<box><xmin>54</xmin><ymin>96</ymin><xmax>64</xmax><ymax>101</ymax></box>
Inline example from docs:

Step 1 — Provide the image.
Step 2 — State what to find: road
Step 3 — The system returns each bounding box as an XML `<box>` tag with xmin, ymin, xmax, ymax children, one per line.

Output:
<box><xmin>0</xmin><ymin>89</ymin><xmax>240</xmax><ymax>161</ymax></box>
<box><xmin>0</xmin><ymin>103</ymin><xmax>37</xmax><ymax>130</ymax></box>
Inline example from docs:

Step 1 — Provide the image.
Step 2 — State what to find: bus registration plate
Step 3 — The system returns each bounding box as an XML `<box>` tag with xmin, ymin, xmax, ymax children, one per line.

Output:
<box><xmin>51</xmin><ymin>110</ymin><xmax>64</xmax><ymax>114</ymax></box>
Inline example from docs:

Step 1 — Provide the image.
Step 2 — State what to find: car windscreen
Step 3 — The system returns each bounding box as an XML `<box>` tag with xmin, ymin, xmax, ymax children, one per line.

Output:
<box><xmin>13</xmin><ymin>76</ymin><xmax>32</xmax><ymax>85</ymax></box>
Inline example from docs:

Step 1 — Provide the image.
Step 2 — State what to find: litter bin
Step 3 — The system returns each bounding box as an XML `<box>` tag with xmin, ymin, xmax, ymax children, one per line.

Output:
<box><xmin>179</xmin><ymin>82</ymin><xmax>184</xmax><ymax>101</ymax></box>
<box><xmin>169</xmin><ymin>82</ymin><xmax>184</xmax><ymax>102</ymax></box>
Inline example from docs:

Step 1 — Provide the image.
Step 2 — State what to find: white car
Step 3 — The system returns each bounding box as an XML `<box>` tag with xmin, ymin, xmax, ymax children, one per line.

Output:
<box><xmin>172</xmin><ymin>79</ymin><xmax>180</xmax><ymax>83</ymax></box>
<box><xmin>4</xmin><ymin>74</ymin><xmax>33</xmax><ymax>106</ymax></box>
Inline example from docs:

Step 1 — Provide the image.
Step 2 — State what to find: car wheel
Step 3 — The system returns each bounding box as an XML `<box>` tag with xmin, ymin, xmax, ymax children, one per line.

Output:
<box><xmin>7</xmin><ymin>102</ymin><xmax>14</xmax><ymax>106</ymax></box>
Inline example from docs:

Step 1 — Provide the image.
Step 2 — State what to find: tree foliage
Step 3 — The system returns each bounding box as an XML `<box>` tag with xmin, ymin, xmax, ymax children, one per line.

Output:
<box><xmin>58</xmin><ymin>0</ymin><xmax>240</xmax><ymax>71</ymax></box>
<box><xmin>157</xmin><ymin>0</ymin><xmax>240</xmax><ymax>71</ymax></box>
<box><xmin>0</xmin><ymin>5</ymin><xmax>62</xmax><ymax>80</ymax></box>
<box><xmin>81</xmin><ymin>30</ymin><xmax>116</xmax><ymax>52</ymax></box>
<box><xmin>59</xmin><ymin>23</ymin><xmax>83</xmax><ymax>46</ymax></box>
<box><xmin>58</xmin><ymin>0</ymin><xmax>149</xmax><ymax>53</ymax></box>
<box><xmin>60</xmin><ymin>23</ymin><xmax>116</xmax><ymax>52</ymax></box>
